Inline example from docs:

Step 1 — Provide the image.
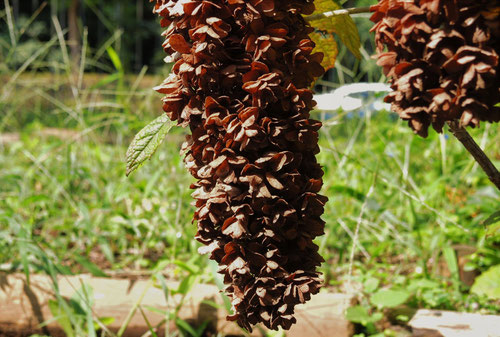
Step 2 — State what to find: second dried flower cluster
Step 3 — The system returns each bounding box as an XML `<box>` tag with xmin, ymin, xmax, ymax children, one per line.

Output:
<box><xmin>371</xmin><ymin>0</ymin><xmax>500</xmax><ymax>137</ymax></box>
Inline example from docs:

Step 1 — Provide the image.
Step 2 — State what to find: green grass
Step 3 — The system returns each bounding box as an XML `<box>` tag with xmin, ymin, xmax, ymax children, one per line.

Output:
<box><xmin>1</xmin><ymin>104</ymin><xmax>499</xmax><ymax>304</ymax></box>
<box><xmin>318</xmin><ymin>116</ymin><xmax>500</xmax><ymax>271</ymax></box>
<box><xmin>0</xmin><ymin>130</ymin><xmax>196</xmax><ymax>271</ymax></box>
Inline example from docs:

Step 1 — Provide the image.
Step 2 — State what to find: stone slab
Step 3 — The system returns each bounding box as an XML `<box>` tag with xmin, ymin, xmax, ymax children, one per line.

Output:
<box><xmin>0</xmin><ymin>273</ymin><xmax>354</xmax><ymax>337</ymax></box>
<box><xmin>409</xmin><ymin>309</ymin><xmax>500</xmax><ymax>337</ymax></box>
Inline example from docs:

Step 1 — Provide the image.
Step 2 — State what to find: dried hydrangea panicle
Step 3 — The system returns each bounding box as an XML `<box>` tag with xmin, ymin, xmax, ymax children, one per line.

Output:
<box><xmin>371</xmin><ymin>0</ymin><xmax>500</xmax><ymax>137</ymax></box>
<box><xmin>151</xmin><ymin>0</ymin><xmax>327</xmax><ymax>331</ymax></box>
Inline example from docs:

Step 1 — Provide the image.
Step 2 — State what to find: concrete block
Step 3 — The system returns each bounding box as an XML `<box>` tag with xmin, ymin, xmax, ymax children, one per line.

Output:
<box><xmin>409</xmin><ymin>309</ymin><xmax>500</xmax><ymax>337</ymax></box>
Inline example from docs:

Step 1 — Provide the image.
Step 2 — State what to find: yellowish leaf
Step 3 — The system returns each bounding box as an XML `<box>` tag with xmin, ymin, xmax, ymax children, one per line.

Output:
<box><xmin>314</xmin><ymin>0</ymin><xmax>342</xmax><ymax>13</ymax></box>
<box><xmin>309</xmin><ymin>0</ymin><xmax>362</xmax><ymax>60</ymax></box>
<box><xmin>310</xmin><ymin>32</ymin><xmax>338</xmax><ymax>71</ymax></box>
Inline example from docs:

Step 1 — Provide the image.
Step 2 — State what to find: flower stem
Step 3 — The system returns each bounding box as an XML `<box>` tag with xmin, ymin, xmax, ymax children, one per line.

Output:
<box><xmin>305</xmin><ymin>6</ymin><xmax>372</xmax><ymax>21</ymax></box>
<box><xmin>447</xmin><ymin>120</ymin><xmax>500</xmax><ymax>191</ymax></box>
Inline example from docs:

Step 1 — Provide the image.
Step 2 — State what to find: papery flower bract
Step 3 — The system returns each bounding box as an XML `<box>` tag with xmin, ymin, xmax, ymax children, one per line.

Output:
<box><xmin>371</xmin><ymin>0</ymin><xmax>500</xmax><ymax>137</ymax></box>
<box><xmin>151</xmin><ymin>0</ymin><xmax>327</xmax><ymax>331</ymax></box>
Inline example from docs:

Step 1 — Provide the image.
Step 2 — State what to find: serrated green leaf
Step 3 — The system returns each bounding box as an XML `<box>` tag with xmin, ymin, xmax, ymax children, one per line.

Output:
<box><xmin>309</xmin><ymin>0</ymin><xmax>362</xmax><ymax>60</ymax></box>
<box><xmin>471</xmin><ymin>264</ymin><xmax>500</xmax><ymax>300</ymax></box>
<box><xmin>370</xmin><ymin>289</ymin><xmax>410</xmax><ymax>308</ymax></box>
<box><xmin>126</xmin><ymin>114</ymin><xmax>174</xmax><ymax>176</ymax></box>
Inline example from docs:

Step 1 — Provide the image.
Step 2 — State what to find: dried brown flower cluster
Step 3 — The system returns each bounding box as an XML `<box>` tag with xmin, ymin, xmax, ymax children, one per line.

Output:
<box><xmin>151</xmin><ymin>0</ymin><xmax>327</xmax><ymax>331</ymax></box>
<box><xmin>371</xmin><ymin>0</ymin><xmax>500</xmax><ymax>137</ymax></box>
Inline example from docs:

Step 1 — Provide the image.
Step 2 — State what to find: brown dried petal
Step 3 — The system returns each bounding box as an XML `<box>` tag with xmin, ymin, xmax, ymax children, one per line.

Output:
<box><xmin>372</xmin><ymin>0</ymin><xmax>500</xmax><ymax>136</ymax></box>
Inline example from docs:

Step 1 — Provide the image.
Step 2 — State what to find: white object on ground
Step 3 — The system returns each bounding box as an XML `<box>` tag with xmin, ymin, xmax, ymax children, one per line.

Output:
<box><xmin>314</xmin><ymin>82</ymin><xmax>392</xmax><ymax>112</ymax></box>
<box><xmin>409</xmin><ymin>309</ymin><xmax>500</xmax><ymax>337</ymax></box>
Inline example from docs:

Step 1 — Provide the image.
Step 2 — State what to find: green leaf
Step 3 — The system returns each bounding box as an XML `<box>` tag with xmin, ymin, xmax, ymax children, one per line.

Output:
<box><xmin>310</xmin><ymin>31</ymin><xmax>338</xmax><ymax>71</ymax></box>
<box><xmin>155</xmin><ymin>273</ymin><xmax>170</xmax><ymax>303</ymax></box>
<box><xmin>346</xmin><ymin>305</ymin><xmax>369</xmax><ymax>323</ymax></box>
<box><xmin>18</xmin><ymin>224</ymin><xmax>31</xmax><ymax>286</ymax></box>
<box><xmin>175</xmin><ymin>274</ymin><xmax>198</xmax><ymax>296</ymax></box>
<box><xmin>176</xmin><ymin>318</ymin><xmax>199</xmax><ymax>337</ymax></box>
<box><xmin>48</xmin><ymin>299</ymin><xmax>75</xmax><ymax>337</ymax></box>
<box><xmin>98</xmin><ymin>317</ymin><xmax>116</xmax><ymax>326</ymax></box>
<box><xmin>144</xmin><ymin>306</ymin><xmax>176</xmax><ymax>320</ymax></box>
<box><xmin>98</xmin><ymin>238</ymin><xmax>115</xmax><ymax>264</ymax></box>
<box><xmin>345</xmin><ymin>306</ymin><xmax>383</xmax><ymax>325</ymax></box>
<box><xmin>106</xmin><ymin>46</ymin><xmax>123</xmax><ymax>73</ymax></box>
<box><xmin>174</xmin><ymin>260</ymin><xmax>200</xmax><ymax>275</ymax></box>
<box><xmin>139</xmin><ymin>306</ymin><xmax>159</xmax><ymax>337</ymax></box>
<box><xmin>330</xmin><ymin>185</ymin><xmax>367</xmax><ymax>202</ymax></box>
<box><xmin>486</xmin><ymin>223</ymin><xmax>500</xmax><ymax>238</ymax></box>
<box><xmin>396</xmin><ymin>315</ymin><xmax>409</xmax><ymax>322</ymax></box>
<box><xmin>370</xmin><ymin>289</ymin><xmax>410</xmax><ymax>308</ymax></box>
<box><xmin>200</xmin><ymin>299</ymin><xmax>223</xmax><ymax>311</ymax></box>
<box><xmin>89</xmin><ymin>73</ymin><xmax>121</xmax><ymax>89</ymax></box>
<box><xmin>408</xmin><ymin>279</ymin><xmax>439</xmax><ymax>292</ymax></box>
<box><xmin>314</xmin><ymin>0</ymin><xmax>343</xmax><ymax>13</ymax></box>
<box><xmin>471</xmin><ymin>264</ymin><xmax>500</xmax><ymax>300</ymax></box>
<box><xmin>209</xmin><ymin>260</ymin><xmax>232</xmax><ymax>313</ymax></box>
<box><xmin>363</xmin><ymin>278</ymin><xmax>380</xmax><ymax>293</ymax></box>
<box><xmin>73</xmin><ymin>255</ymin><xmax>108</xmax><ymax>278</ymax></box>
<box><xmin>443</xmin><ymin>246</ymin><xmax>459</xmax><ymax>282</ymax></box>
<box><xmin>328</xmin><ymin>13</ymin><xmax>362</xmax><ymax>59</ymax></box>
<box><xmin>86</xmin><ymin>306</ymin><xmax>97</xmax><ymax>337</ymax></box>
<box><xmin>484</xmin><ymin>211</ymin><xmax>500</xmax><ymax>238</ymax></box>
<box><xmin>126</xmin><ymin>114</ymin><xmax>174</xmax><ymax>176</ymax></box>
<box><xmin>266</xmin><ymin>330</ymin><xmax>286</xmax><ymax>337</ymax></box>
<box><xmin>70</xmin><ymin>283</ymin><xmax>96</xmax><ymax>337</ymax></box>
<box><xmin>309</xmin><ymin>0</ymin><xmax>362</xmax><ymax>61</ymax></box>
<box><xmin>21</xmin><ymin>194</ymin><xmax>50</xmax><ymax>206</ymax></box>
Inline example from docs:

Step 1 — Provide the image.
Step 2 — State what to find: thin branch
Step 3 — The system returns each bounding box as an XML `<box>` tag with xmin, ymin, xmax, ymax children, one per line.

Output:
<box><xmin>305</xmin><ymin>6</ymin><xmax>372</xmax><ymax>21</ymax></box>
<box><xmin>447</xmin><ymin>120</ymin><xmax>500</xmax><ymax>191</ymax></box>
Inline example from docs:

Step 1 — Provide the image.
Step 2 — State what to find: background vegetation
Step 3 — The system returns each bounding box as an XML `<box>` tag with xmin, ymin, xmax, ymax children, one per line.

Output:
<box><xmin>1</xmin><ymin>1</ymin><xmax>499</xmax><ymax>336</ymax></box>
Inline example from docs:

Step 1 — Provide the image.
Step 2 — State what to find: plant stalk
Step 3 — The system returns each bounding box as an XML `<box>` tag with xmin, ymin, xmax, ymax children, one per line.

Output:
<box><xmin>305</xmin><ymin>6</ymin><xmax>372</xmax><ymax>21</ymax></box>
<box><xmin>447</xmin><ymin>120</ymin><xmax>500</xmax><ymax>190</ymax></box>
